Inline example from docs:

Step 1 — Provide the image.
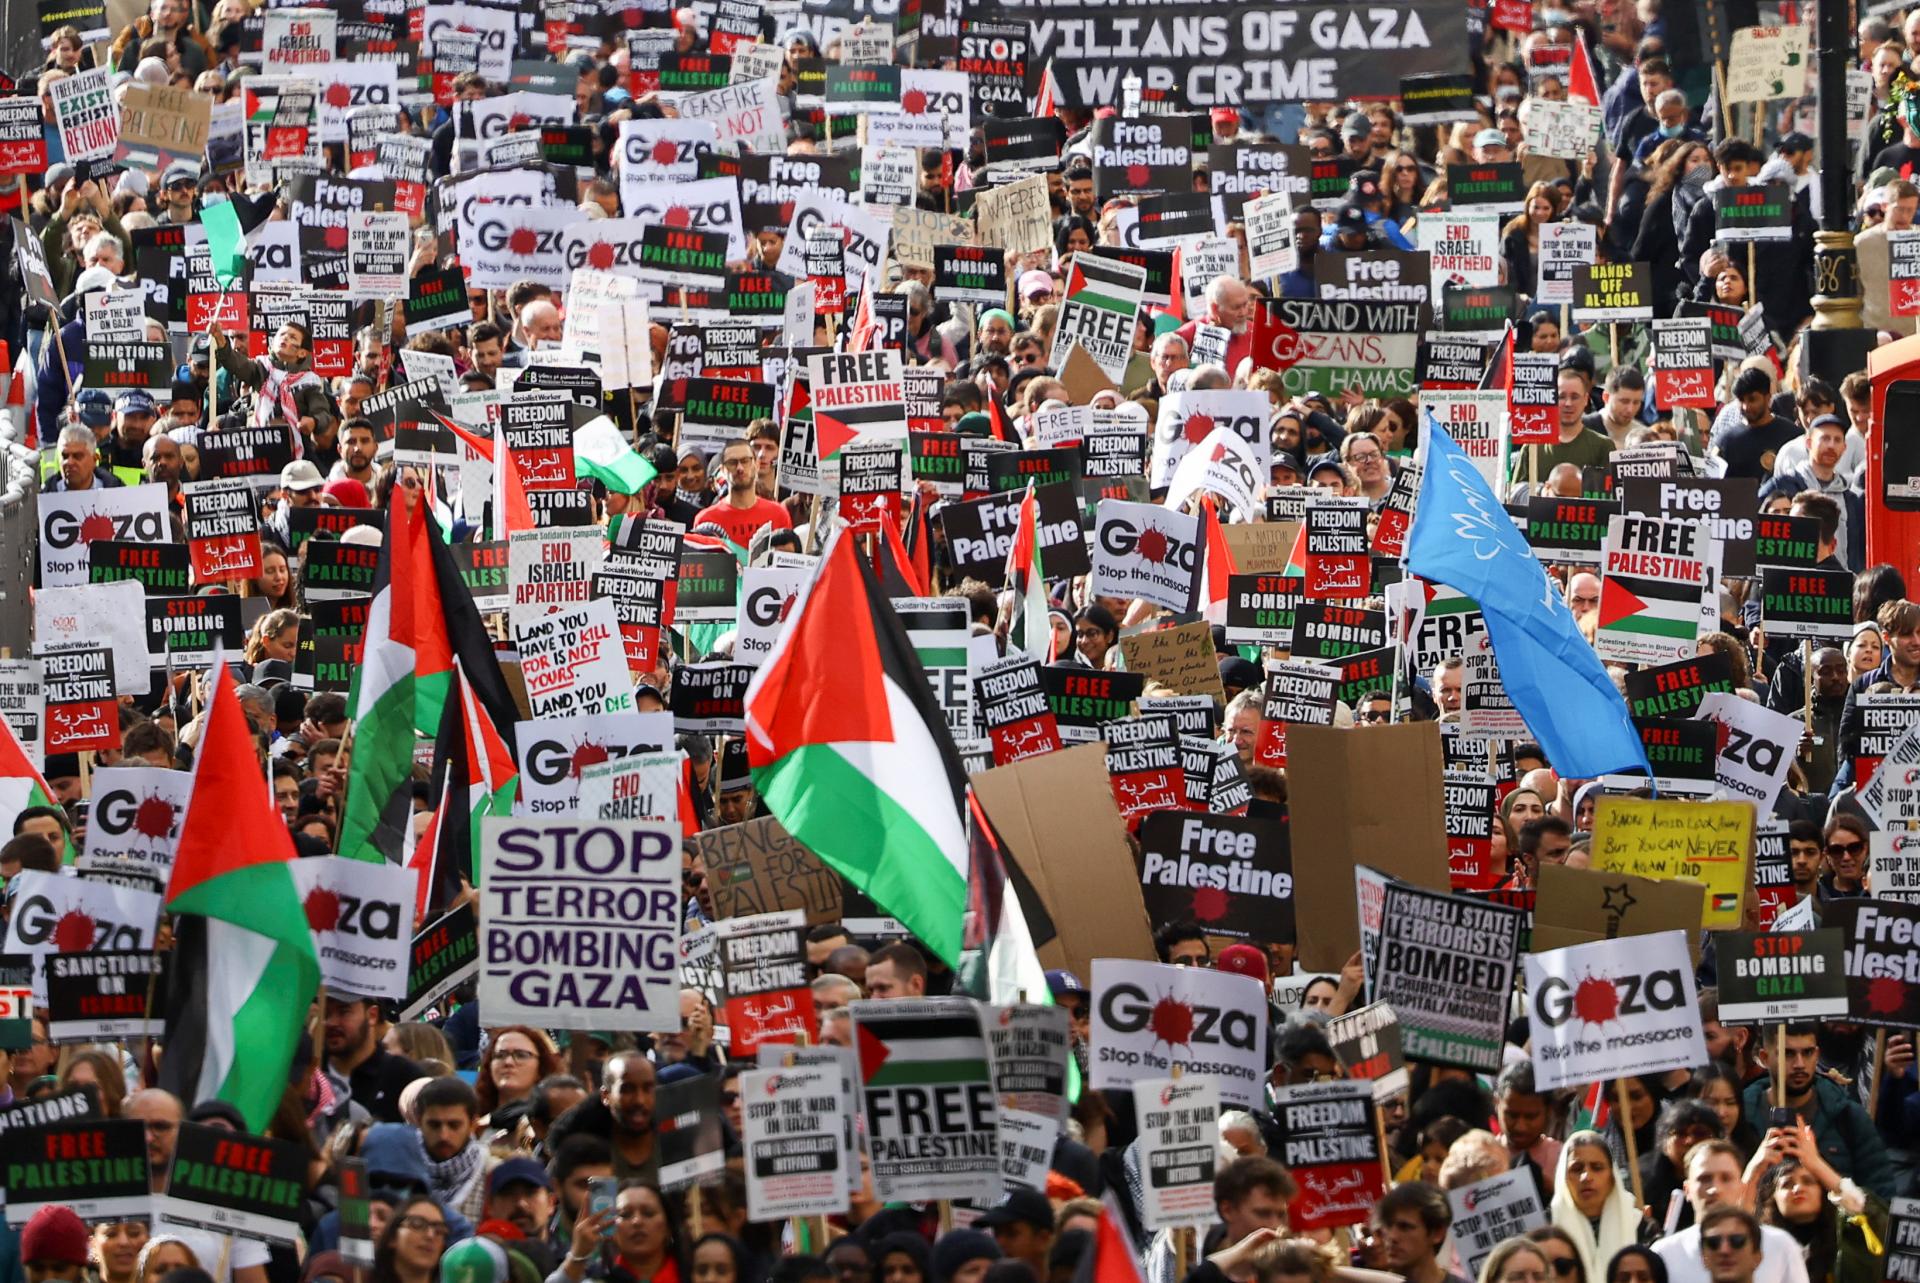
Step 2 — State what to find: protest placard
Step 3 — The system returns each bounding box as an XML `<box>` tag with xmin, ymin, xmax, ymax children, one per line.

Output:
<box><xmin>1328</xmin><ymin>1003</ymin><xmax>1410</xmax><ymax>1103</ymax></box>
<box><xmin>288</xmin><ymin>857</ymin><xmax>416</xmax><ymax>1001</ymax></box>
<box><xmin>1448</xmin><ymin>1172</ymin><xmax>1548</xmax><ymax>1279</ymax></box>
<box><xmin>1277</xmin><ymin>1080</ymin><xmax>1385</xmax><ymax>1229</ymax></box>
<box><xmin>1589</xmin><ymin>796</ymin><xmax>1753</xmax><ymax>928</ymax></box>
<box><xmin>1137</xmin><ymin>1075</ymin><xmax>1220</xmax><ymax>1232</ymax></box>
<box><xmin>1089</xmin><ymin>959</ymin><xmax>1268</xmax><ymax>1106</ymax></box>
<box><xmin>721</xmin><ymin>918</ymin><xmax>816</xmax><ymax>1055</ymax></box>
<box><xmin>1715</xmin><ymin>929</ymin><xmax>1848</xmax><ymax>1024</ymax></box>
<box><xmin>1372</xmin><ymin>882</ymin><xmax>1524</xmax><ymax>1071</ymax></box>
<box><xmin>156</xmin><ymin>1124</ymin><xmax>305</xmax><ymax>1244</ymax></box>
<box><xmin>741</xmin><ymin>1065</ymin><xmax>850</xmax><ymax>1219</ymax></box>
<box><xmin>45</xmin><ymin>952</ymin><xmax>162</xmax><ymax>1043</ymax></box>
<box><xmin>984</xmin><ymin>1004</ymin><xmax>1071</xmax><ymax>1124</ymax></box>
<box><xmin>0</xmin><ymin>1118</ymin><xmax>148</xmax><ymax>1224</ymax></box>
<box><xmin>1525</xmin><ymin>931</ymin><xmax>1707</xmax><ymax>1089</ymax></box>
<box><xmin>849</xmin><ymin>998</ymin><xmax>1001</xmax><ymax>1203</ymax></box>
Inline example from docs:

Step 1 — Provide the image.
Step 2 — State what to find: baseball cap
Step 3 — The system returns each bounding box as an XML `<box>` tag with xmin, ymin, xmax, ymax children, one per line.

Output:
<box><xmin>1017</xmin><ymin>269</ymin><xmax>1054</xmax><ymax>300</ymax></box>
<box><xmin>252</xmin><ymin>659</ymin><xmax>294</xmax><ymax>690</ymax></box>
<box><xmin>974</xmin><ymin>1188</ymin><xmax>1054</xmax><ymax>1232</ymax></box>
<box><xmin>1777</xmin><ymin>131</ymin><xmax>1814</xmax><ymax>155</ymax></box>
<box><xmin>1349</xmin><ymin>169</ymin><xmax>1382</xmax><ymax>202</ymax></box>
<box><xmin>1217</xmin><ymin>943</ymin><xmax>1270</xmax><ymax>983</ymax></box>
<box><xmin>1341</xmin><ymin>112</ymin><xmax>1370</xmax><ymax>140</ymax></box>
<box><xmin>1307</xmin><ymin>454</ymin><xmax>1348</xmax><ymax>481</ymax></box>
<box><xmin>75</xmin><ymin>386</ymin><xmax>113</xmax><ymax>427</ymax></box>
<box><xmin>488</xmin><ymin>1156</ymin><xmax>555</xmax><ymax>1196</ymax></box>
<box><xmin>1044</xmin><ymin>968</ymin><xmax>1088</xmax><ymax>1000</ymax></box>
<box><xmin>281</xmin><ymin>459</ymin><xmax>325</xmax><ymax>491</ymax></box>
<box><xmin>161</xmin><ymin>160</ymin><xmax>200</xmax><ymax>189</ymax></box>
<box><xmin>1474</xmin><ymin>128</ymin><xmax>1510</xmax><ymax>151</ymax></box>
<box><xmin>1335</xmin><ymin>205</ymin><xmax>1370</xmax><ymax>234</ymax></box>
<box><xmin>1210</xmin><ymin>107</ymin><xmax>1240</xmax><ymax>127</ymax></box>
<box><xmin>114</xmin><ymin>389</ymin><xmax>157</xmax><ymax>416</ymax></box>
<box><xmin>1270</xmin><ymin>449</ymin><xmax>1305</xmax><ymax>478</ymax></box>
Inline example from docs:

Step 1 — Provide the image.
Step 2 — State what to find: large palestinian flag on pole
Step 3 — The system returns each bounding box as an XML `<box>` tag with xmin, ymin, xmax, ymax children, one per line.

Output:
<box><xmin>744</xmin><ymin>530</ymin><xmax>970</xmax><ymax>966</ymax></box>
<box><xmin>161</xmin><ymin>660</ymin><xmax>318</xmax><ymax>1132</ymax></box>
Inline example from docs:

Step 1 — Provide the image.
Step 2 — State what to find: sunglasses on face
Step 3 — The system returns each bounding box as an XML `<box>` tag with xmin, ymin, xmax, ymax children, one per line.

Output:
<box><xmin>1828</xmin><ymin>840</ymin><xmax>1866</xmax><ymax>856</ymax></box>
<box><xmin>1702</xmin><ymin>1235</ymin><xmax>1749</xmax><ymax>1252</ymax></box>
<box><xmin>1547</xmin><ymin>1260</ymin><xmax>1578</xmax><ymax>1277</ymax></box>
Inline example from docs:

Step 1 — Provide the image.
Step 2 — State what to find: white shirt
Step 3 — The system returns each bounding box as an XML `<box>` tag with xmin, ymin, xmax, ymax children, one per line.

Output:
<box><xmin>152</xmin><ymin>1216</ymin><xmax>271</xmax><ymax>1283</ymax></box>
<box><xmin>1653</xmin><ymin>1223</ymin><xmax>1811</xmax><ymax>1283</ymax></box>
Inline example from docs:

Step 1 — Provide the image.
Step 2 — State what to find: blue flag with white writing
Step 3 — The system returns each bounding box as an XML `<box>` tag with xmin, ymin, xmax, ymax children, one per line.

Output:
<box><xmin>1408</xmin><ymin>414</ymin><xmax>1651</xmax><ymax>781</ymax></box>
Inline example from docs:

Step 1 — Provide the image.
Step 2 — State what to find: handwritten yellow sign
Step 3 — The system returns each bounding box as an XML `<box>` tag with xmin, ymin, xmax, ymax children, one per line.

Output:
<box><xmin>1589</xmin><ymin>796</ymin><xmax>1755</xmax><ymax>929</ymax></box>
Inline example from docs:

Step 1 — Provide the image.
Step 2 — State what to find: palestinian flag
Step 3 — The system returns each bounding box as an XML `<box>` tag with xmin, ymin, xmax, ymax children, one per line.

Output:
<box><xmin>745</xmin><ymin>530</ymin><xmax>971</xmax><ymax>965</ymax></box>
<box><xmin>1479</xmin><ymin>322</ymin><xmax>1514</xmax><ymax>392</ymax></box>
<box><xmin>1005</xmin><ymin>483</ymin><xmax>1052</xmax><ymax>663</ymax></box>
<box><xmin>0</xmin><ymin>714</ymin><xmax>71</xmax><ymax>862</ymax></box>
<box><xmin>161</xmin><ymin>660</ymin><xmax>319</xmax><ymax>1132</ymax></box>
<box><xmin>956</xmin><ymin>788</ymin><xmax>1055</xmax><ymax>1005</ymax></box>
<box><xmin>985</xmin><ymin>392</ymin><xmax>1019</xmax><ymax>443</ymax></box>
<box><xmin>1568</xmin><ymin>28</ymin><xmax>1601</xmax><ymax>105</ymax></box>
<box><xmin>1197</xmin><ymin>495</ymin><xmax>1235</xmax><ymax>626</ymax></box>
<box><xmin>902</xmin><ymin>489</ymin><xmax>934</xmax><ymax>594</ymax></box>
<box><xmin>1072</xmin><ymin>1193</ymin><xmax>1151</xmax><ymax>1283</ymax></box>
<box><xmin>440</xmin><ymin>413</ymin><xmax>534</xmax><ymax>535</ymax></box>
<box><xmin>874</xmin><ymin>514</ymin><xmax>928</xmax><ymax>598</ymax></box>
<box><xmin>851</xmin><ymin>998</ymin><xmax>992</xmax><ymax>1088</ymax></box>
<box><xmin>574</xmin><ymin>415</ymin><xmax>658</xmax><ymax>495</ymax></box>
<box><xmin>1597</xmin><ymin>558</ymin><xmax>1703</xmax><ymax>646</ymax></box>
<box><xmin>412</xmin><ymin>660</ymin><xmax>520</xmax><ymax>920</ymax></box>
<box><xmin>340</xmin><ymin>488</ymin><xmax>519</xmax><ymax>865</ymax></box>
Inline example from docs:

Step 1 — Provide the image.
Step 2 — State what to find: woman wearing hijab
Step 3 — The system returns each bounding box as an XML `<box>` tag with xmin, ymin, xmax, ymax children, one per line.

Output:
<box><xmin>1549</xmin><ymin>1131</ymin><xmax>1657</xmax><ymax>1282</ymax></box>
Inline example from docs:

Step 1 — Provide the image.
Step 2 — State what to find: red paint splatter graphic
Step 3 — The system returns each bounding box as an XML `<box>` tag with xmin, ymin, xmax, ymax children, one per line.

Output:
<box><xmin>132</xmin><ymin>795</ymin><xmax>176</xmax><ymax>840</ymax></box>
<box><xmin>325</xmin><ymin>225</ymin><xmax>349</xmax><ymax>252</ymax></box>
<box><xmin>650</xmin><ymin>139</ymin><xmax>679</xmax><ymax>166</ymax></box>
<box><xmin>1209</xmin><ymin>441</ymin><xmax>1231</xmax><ymax>463</ymax></box>
<box><xmin>1126</xmin><ymin>163</ymin><xmax>1150</xmax><ymax>188</ymax></box>
<box><xmin>1136</xmin><ymin>526</ymin><xmax>1170</xmax><ymax>563</ymax></box>
<box><xmin>325</xmin><ymin>83</ymin><xmax>352</xmax><ymax>108</ymax></box>
<box><xmin>508</xmin><ymin>227</ymin><xmax>538</xmax><ymax>256</ymax></box>
<box><xmin>569</xmin><ymin>741</ymin><xmax>610</xmax><ymax>779</ymax></box>
<box><xmin>587</xmin><ymin>241</ymin><xmax>617</xmax><ymax>270</ymax></box>
<box><xmin>1148</xmin><ymin>994</ymin><xmax>1194</xmax><ymax>1049</ymax></box>
<box><xmin>79</xmin><ymin>513</ymin><xmax>115</xmax><ymax>543</ymax></box>
<box><xmin>1183</xmin><ymin>413</ymin><xmax>1214</xmax><ymax>444</ymax></box>
<box><xmin>777</xmin><ymin>593</ymin><xmax>797</xmax><ymax>621</ymax></box>
<box><xmin>1866</xmin><ymin>976</ymin><xmax>1907</xmax><ymax>1016</ymax></box>
<box><xmin>508</xmin><ymin>113</ymin><xmax>532</xmax><ymax>131</ymax></box>
<box><xmin>902</xmin><ymin>89</ymin><xmax>927</xmax><ymax>114</ymax></box>
<box><xmin>52</xmin><ymin>911</ymin><xmax>96</xmax><ymax>953</ymax></box>
<box><xmin>664</xmin><ymin>206</ymin><xmax>692</xmax><ymax>229</ymax></box>
<box><xmin>1191</xmin><ymin>885</ymin><xmax>1229</xmax><ymax>922</ymax></box>
<box><xmin>305</xmin><ymin>888</ymin><xmax>342</xmax><ymax>932</ymax></box>
<box><xmin>1572</xmin><ymin>975</ymin><xmax>1619</xmax><ymax>1024</ymax></box>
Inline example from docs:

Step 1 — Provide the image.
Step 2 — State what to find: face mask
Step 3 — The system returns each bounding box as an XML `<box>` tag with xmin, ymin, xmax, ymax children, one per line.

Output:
<box><xmin>1658</xmin><ymin>122</ymin><xmax>1686</xmax><ymax>138</ymax></box>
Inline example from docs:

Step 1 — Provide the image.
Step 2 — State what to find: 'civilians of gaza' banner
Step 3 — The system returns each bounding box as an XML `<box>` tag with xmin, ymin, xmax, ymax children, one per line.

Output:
<box><xmin>848</xmin><ymin>997</ymin><xmax>1002</xmax><ymax>1204</ymax></box>
<box><xmin>977</xmin><ymin>0</ymin><xmax>1468</xmax><ymax>108</ymax></box>
<box><xmin>479</xmin><ymin>818</ymin><xmax>681</xmax><ymax>1030</ymax></box>
<box><xmin>1524</xmin><ymin>930</ymin><xmax>1708</xmax><ymax>1090</ymax></box>
<box><xmin>1089</xmin><ymin>958</ymin><xmax>1269</xmax><ymax>1107</ymax></box>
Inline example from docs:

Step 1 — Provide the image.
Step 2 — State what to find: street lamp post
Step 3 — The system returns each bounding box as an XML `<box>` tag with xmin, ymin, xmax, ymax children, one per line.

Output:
<box><xmin>1810</xmin><ymin>0</ymin><xmax>1861</xmax><ymax>331</ymax></box>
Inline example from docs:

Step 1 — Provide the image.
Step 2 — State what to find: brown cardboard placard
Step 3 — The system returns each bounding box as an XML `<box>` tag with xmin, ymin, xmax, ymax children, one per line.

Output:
<box><xmin>1120</xmin><ymin>619</ymin><xmax>1226</xmax><ymax>704</ymax></box>
<box><xmin>1058</xmin><ymin>342</ymin><xmax>1118</xmax><ymax>404</ymax></box>
<box><xmin>1287</xmin><ymin>722</ymin><xmax>1453</xmax><ymax>971</ymax></box>
<box><xmin>1222</xmin><ymin>520</ymin><xmax>1300</xmax><ymax>573</ymax></box>
<box><xmin>1531</xmin><ymin>863</ymin><xmax>1703</xmax><ymax>965</ymax></box>
<box><xmin>691</xmin><ymin>816</ymin><xmax>845</xmax><ymax>926</ymax></box>
<box><xmin>970</xmin><ymin>743</ymin><xmax>1155</xmax><ymax>982</ymax></box>
<box><xmin>118</xmin><ymin>84</ymin><xmax>212</xmax><ymax>160</ymax></box>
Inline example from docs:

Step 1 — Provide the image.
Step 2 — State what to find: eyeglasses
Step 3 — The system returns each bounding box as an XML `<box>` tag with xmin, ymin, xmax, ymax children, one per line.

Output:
<box><xmin>491</xmin><ymin>1048</ymin><xmax>539</xmax><ymax>1063</ymax></box>
<box><xmin>1347</xmin><ymin>449</ymin><xmax>1383</xmax><ymax>463</ymax></box>
<box><xmin>720</xmin><ymin>1090</ymin><xmax>740</xmax><ymax>1105</ymax></box>
<box><xmin>1701</xmin><ymin>1235</ymin><xmax>1750</xmax><ymax>1252</ymax></box>
<box><xmin>399</xmin><ymin>1217</ymin><xmax>448</xmax><ymax>1238</ymax></box>
<box><xmin>1827</xmin><ymin>840</ymin><xmax>1866</xmax><ymax>856</ymax></box>
<box><xmin>1547</xmin><ymin>1259</ymin><xmax>1579</xmax><ymax>1277</ymax></box>
<box><xmin>1358</xmin><ymin>709</ymin><xmax>1391</xmax><ymax>723</ymax></box>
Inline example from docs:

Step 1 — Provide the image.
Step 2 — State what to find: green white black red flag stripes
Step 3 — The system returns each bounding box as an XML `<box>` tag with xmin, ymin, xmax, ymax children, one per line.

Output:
<box><xmin>160</xmin><ymin>657</ymin><xmax>318</xmax><ymax>1132</ymax></box>
<box><xmin>0</xmin><ymin>712</ymin><xmax>71</xmax><ymax>862</ymax></box>
<box><xmin>1005</xmin><ymin>483</ymin><xmax>1052</xmax><ymax>663</ymax></box>
<box><xmin>744</xmin><ymin>530</ymin><xmax>970</xmax><ymax>966</ymax></box>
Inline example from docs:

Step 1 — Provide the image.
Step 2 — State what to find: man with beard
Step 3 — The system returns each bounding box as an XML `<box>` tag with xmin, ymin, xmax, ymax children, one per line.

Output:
<box><xmin>417</xmin><ymin>1076</ymin><xmax>497</xmax><ymax>1224</ymax></box>
<box><xmin>1740</xmin><ymin>1026</ymin><xmax>1894</xmax><ymax>1197</ymax></box>
<box><xmin>546</xmin><ymin>1050</ymin><xmax>660</xmax><ymax>1183</ymax></box>
<box><xmin>484</xmin><ymin>1158</ymin><xmax>561</xmax><ymax>1259</ymax></box>
<box><xmin>331</xmin><ymin>418</ymin><xmax>380</xmax><ymax>487</ymax></box>
<box><xmin>322</xmin><ymin>991</ymin><xmax>426</xmax><ymax>1123</ymax></box>
<box><xmin>1174</xmin><ymin>275</ymin><xmax>1253</xmax><ymax>374</ymax></box>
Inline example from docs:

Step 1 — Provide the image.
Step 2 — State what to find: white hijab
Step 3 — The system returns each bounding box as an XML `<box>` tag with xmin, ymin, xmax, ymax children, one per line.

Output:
<box><xmin>1549</xmin><ymin>1132</ymin><xmax>1644</xmax><ymax>1282</ymax></box>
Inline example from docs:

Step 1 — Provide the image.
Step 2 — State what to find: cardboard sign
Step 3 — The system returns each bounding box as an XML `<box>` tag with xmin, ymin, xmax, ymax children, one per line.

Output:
<box><xmin>1524</xmin><ymin>931</ymin><xmax>1706</xmax><ymax>1089</ymax></box>
<box><xmin>1118</xmin><ymin>619</ymin><xmax>1225</xmax><ymax>704</ymax></box>
<box><xmin>1328</xmin><ymin>1003</ymin><xmax>1409</xmax><ymax>1102</ymax></box>
<box><xmin>849</xmin><ymin>997</ymin><xmax>1001</xmax><ymax>1203</ymax></box>
<box><xmin>1372</xmin><ymin>881</ymin><xmax>1524</xmax><ymax>1071</ymax></box>
<box><xmin>157</xmin><ymin>1123</ymin><xmax>305</xmax><ymax>1244</ymax></box>
<box><xmin>1276</xmin><ymin>1080</ymin><xmax>1385</xmax><ymax>1229</ymax></box>
<box><xmin>1760</xmin><ymin>567</ymin><xmax>1854</xmax><ymax>641</ymax></box>
<box><xmin>1715</xmin><ymin>929</ymin><xmax>1848</xmax><ymax>1024</ymax></box>
<box><xmin>1137</xmin><ymin>1075</ymin><xmax>1220</xmax><ymax>1232</ymax></box>
<box><xmin>695</xmin><ymin>818</ymin><xmax>843</xmax><ymax>925</ymax></box>
<box><xmin>1530</xmin><ymin>863</ymin><xmax>1704</xmax><ymax>962</ymax></box>
<box><xmin>288</xmin><ymin>856</ymin><xmax>416</xmax><ymax>1001</ymax></box>
<box><xmin>399</xmin><ymin>902</ymin><xmax>479</xmax><ymax>1022</ymax></box>
<box><xmin>1289</xmin><ymin>723</ymin><xmax>1453</xmax><ymax>970</ymax></box>
<box><xmin>1448</xmin><ymin>1171</ymin><xmax>1548</xmax><ymax>1279</ymax></box>
<box><xmin>1589</xmin><ymin>796</ymin><xmax>1753</xmax><ymax>928</ymax></box>
<box><xmin>1089</xmin><ymin>958</ymin><xmax>1268</xmax><ymax>1107</ymax></box>
<box><xmin>1571</xmin><ymin>262</ymin><xmax>1654</xmax><ymax>322</ymax></box>
<box><xmin>1</xmin><ymin>1118</ymin><xmax>149</xmax><ymax>1224</ymax></box>
<box><xmin>1828</xmin><ymin>899</ymin><xmax>1920</xmax><ymax>1029</ymax></box>
<box><xmin>722</xmin><ymin>920</ymin><xmax>816</xmax><ymax>1055</ymax></box>
<box><xmin>478</xmin><ymin>818</ymin><xmax>680</xmax><ymax>1030</ymax></box>
<box><xmin>46</xmin><ymin>951</ymin><xmax>162</xmax><ymax>1043</ymax></box>
<box><xmin>741</xmin><ymin>1065</ymin><xmax>851</xmax><ymax>1219</ymax></box>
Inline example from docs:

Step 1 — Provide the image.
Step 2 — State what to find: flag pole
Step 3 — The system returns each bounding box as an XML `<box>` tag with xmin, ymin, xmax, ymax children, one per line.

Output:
<box><xmin>1615</xmin><ymin>1078</ymin><xmax>1645</xmax><ymax>1207</ymax></box>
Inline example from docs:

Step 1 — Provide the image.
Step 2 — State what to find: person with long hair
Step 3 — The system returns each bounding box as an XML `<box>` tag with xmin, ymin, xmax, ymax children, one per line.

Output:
<box><xmin>1481</xmin><ymin>1239</ymin><xmax>1555</xmax><ymax>1283</ymax></box>
<box><xmin>92</xmin><ymin>1222</ymin><xmax>150</xmax><ymax>1283</ymax></box>
<box><xmin>59</xmin><ymin>1048</ymin><xmax>128</xmax><ymax>1116</ymax></box>
<box><xmin>135</xmin><ymin>1238</ymin><xmax>200</xmax><ymax>1283</ymax></box>
<box><xmin>244</xmin><ymin>607</ymin><xmax>302</xmax><ymax>665</ymax></box>
<box><xmin>384</xmin><ymin>1023</ymin><xmax>456</xmax><ymax>1077</ymax></box>
<box><xmin>370</xmin><ymin>1195</ymin><xmax>449</xmax><ymax>1283</ymax></box>
<box><xmin>477</xmin><ymin>1026</ymin><xmax>565</xmax><ymax>1125</ymax></box>
<box><xmin>1527</xmin><ymin>1228</ymin><xmax>1590</xmax><ymax>1283</ymax></box>
<box><xmin>555</xmin><ymin>1182</ymin><xmax>682</xmax><ymax>1283</ymax></box>
<box><xmin>1601</xmin><ymin>1248</ymin><xmax>1666</xmax><ymax>1283</ymax></box>
<box><xmin>1756</xmin><ymin>1145</ymin><xmax>1888</xmax><ymax>1283</ymax></box>
<box><xmin>1502</xmin><ymin>183</ymin><xmax>1561</xmax><ymax>298</ymax></box>
<box><xmin>1633</xmin><ymin>142</ymin><xmax>1709</xmax><ymax>311</ymax></box>
<box><xmin>1381</xmin><ymin>152</ymin><xmax>1426</xmax><ymax>223</ymax></box>
<box><xmin>241</xmin><ymin>543</ymin><xmax>299</xmax><ymax>611</ymax></box>
<box><xmin>690</xmin><ymin>1237</ymin><xmax>752</xmax><ymax>1283</ymax></box>
<box><xmin>1549</xmin><ymin>1132</ymin><xmax>1656</xmax><ymax>1281</ymax></box>
<box><xmin>1692</xmin><ymin>1063</ymin><xmax>1761</xmax><ymax>1162</ymax></box>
